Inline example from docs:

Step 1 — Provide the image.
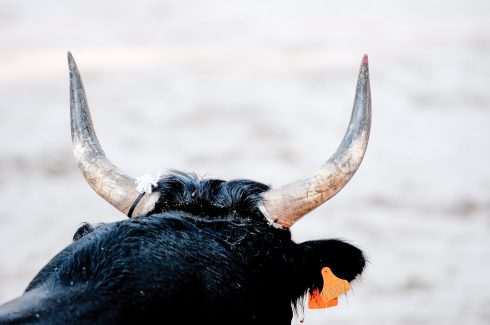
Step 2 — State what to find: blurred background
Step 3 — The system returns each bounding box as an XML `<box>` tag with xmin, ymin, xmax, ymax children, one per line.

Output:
<box><xmin>0</xmin><ymin>0</ymin><xmax>489</xmax><ymax>324</ymax></box>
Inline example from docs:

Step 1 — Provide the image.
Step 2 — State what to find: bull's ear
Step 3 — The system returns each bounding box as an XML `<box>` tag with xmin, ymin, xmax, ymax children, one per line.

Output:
<box><xmin>72</xmin><ymin>222</ymin><xmax>106</xmax><ymax>241</ymax></box>
<box><xmin>73</xmin><ymin>223</ymin><xmax>96</xmax><ymax>241</ymax></box>
<box><xmin>299</xmin><ymin>239</ymin><xmax>366</xmax><ymax>290</ymax></box>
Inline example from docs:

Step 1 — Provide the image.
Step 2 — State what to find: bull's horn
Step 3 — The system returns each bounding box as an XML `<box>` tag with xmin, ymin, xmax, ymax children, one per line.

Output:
<box><xmin>259</xmin><ymin>55</ymin><xmax>371</xmax><ymax>228</ymax></box>
<box><xmin>68</xmin><ymin>52</ymin><xmax>159</xmax><ymax>217</ymax></box>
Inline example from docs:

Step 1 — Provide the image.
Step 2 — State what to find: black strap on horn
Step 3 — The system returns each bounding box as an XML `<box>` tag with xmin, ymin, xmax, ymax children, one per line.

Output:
<box><xmin>127</xmin><ymin>192</ymin><xmax>146</xmax><ymax>218</ymax></box>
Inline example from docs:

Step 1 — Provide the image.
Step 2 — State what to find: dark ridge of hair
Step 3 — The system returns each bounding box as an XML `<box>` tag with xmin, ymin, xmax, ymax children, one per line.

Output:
<box><xmin>146</xmin><ymin>170</ymin><xmax>271</xmax><ymax>223</ymax></box>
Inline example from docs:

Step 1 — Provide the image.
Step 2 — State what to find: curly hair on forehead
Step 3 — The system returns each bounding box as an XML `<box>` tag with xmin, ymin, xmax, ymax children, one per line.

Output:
<box><xmin>147</xmin><ymin>170</ymin><xmax>271</xmax><ymax>222</ymax></box>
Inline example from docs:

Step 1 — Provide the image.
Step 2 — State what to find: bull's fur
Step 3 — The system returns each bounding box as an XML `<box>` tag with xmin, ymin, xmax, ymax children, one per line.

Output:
<box><xmin>0</xmin><ymin>171</ymin><xmax>365</xmax><ymax>324</ymax></box>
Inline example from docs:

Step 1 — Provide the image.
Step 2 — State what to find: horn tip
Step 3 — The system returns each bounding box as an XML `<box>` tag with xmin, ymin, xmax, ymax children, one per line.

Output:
<box><xmin>67</xmin><ymin>51</ymin><xmax>77</xmax><ymax>71</ymax></box>
<box><xmin>362</xmin><ymin>54</ymin><xmax>368</xmax><ymax>66</ymax></box>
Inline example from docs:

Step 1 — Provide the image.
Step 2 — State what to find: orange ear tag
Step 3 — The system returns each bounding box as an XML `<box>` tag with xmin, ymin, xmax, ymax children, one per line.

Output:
<box><xmin>308</xmin><ymin>267</ymin><xmax>351</xmax><ymax>309</ymax></box>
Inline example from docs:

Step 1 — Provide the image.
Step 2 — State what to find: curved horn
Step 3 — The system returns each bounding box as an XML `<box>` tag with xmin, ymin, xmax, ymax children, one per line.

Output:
<box><xmin>260</xmin><ymin>55</ymin><xmax>371</xmax><ymax>228</ymax></box>
<box><xmin>68</xmin><ymin>52</ymin><xmax>159</xmax><ymax>217</ymax></box>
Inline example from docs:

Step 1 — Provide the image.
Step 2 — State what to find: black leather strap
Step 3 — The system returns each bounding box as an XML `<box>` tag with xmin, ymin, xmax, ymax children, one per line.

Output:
<box><xmin>127</xmin><ymin>192</ymin><xmax>146</xmax><ymax>218</ymax></box>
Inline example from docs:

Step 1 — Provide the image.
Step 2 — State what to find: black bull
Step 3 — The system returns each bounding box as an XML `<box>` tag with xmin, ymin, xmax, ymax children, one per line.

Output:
<box><xmin>0</xmin><ymin>53</ymin><xmax>371</xmax><ymax>324</ymax></box>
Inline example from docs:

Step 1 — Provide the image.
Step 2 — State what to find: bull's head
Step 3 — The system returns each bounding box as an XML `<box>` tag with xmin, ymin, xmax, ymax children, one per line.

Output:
<box><xmin>0</xmin><ymin>53</ymin><xmax>371</xmax><ymax>324</ymax></box>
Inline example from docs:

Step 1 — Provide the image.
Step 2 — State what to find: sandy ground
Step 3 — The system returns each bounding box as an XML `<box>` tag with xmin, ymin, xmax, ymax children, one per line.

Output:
<box><xmin>1</xmin><ymin>0</ymin><xmax>489</xmax><ymax>324</ymax></box>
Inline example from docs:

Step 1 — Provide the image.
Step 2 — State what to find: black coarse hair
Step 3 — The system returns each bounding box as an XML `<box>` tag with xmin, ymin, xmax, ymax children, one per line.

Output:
<box><xmin>1</xmin><ymin>171</ymin><xmax>366</xmax><ymax>325</ymax></box>
<box><xmin>147</xmin><ymin>170</ymin><xmax>271</xmax><ymax>224</ymax></box>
